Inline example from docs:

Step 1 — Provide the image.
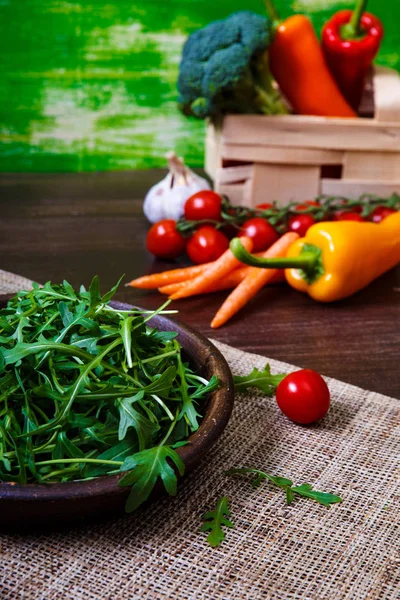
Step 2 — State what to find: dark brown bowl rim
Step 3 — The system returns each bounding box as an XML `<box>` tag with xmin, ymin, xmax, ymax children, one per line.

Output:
<box><xmin>0</xmin><ymin>297</ymin><xmax>234</xmax><ymax>502</ymax></box>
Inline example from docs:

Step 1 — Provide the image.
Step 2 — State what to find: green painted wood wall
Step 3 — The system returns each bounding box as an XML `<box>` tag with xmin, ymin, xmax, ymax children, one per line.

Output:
<box><xmin>0</xmin><ymin>0</ymin><xmax>399</xmax><ymax>172</ymax></box>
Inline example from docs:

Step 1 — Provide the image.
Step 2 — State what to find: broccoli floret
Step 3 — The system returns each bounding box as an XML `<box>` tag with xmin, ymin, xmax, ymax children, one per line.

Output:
<box><xmin>177</xmin><ymin>11</ymin><xmax>287</xmax><ymax>119</ymax></box>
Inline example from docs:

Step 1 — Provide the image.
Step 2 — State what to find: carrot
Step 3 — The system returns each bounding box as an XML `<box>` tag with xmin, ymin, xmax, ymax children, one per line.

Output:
<box><xmin>169</xmin><ymin>237</ymin><xmax>254</xmax><ymax>300</ymax></box>
<box><xmin>127</xmin><ymin>263</ymin><xmax>212</xmax><ymax>289</ymax></box>
<box><xmin>210</xmin><ymin>232</ymin><xmax>299</xmax><ymax>329</ymax></box>
<box><xmin>159</xmin><ymin>266</ymin><xmax>250</xmax><ymax>296</ymax></box>
<box><xmin>159</xmin><ymin>267</ymin><xmax>285</xmax><ymax>296</ymax></box>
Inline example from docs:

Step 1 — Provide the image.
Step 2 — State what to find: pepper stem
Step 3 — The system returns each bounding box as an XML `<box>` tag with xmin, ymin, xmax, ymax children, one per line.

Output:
<box><xmin>262</xmin><ymin>0</ymin><xmax>280</xmax><ymax>23</ymax></box>
<box><xmin>230</xmin><ymin>238</ymin><xmax>318</xmax><ymax>271</ymax></box>
<box><xmin>341</xmin><ymin>0</ymin><xmax>368</xmax><ymax>40</ymax></box>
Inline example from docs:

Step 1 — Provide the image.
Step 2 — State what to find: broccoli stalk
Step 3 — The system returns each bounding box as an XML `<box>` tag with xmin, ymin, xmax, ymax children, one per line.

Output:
<box><xmin>177</xmin><ymin>11</ymin><xmax>288</xmax><ymax>119</ymax></box>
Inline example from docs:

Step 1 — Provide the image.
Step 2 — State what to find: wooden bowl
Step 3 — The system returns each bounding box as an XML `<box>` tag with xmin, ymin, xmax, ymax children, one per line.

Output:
<box><xmin>0</xmin><ymin>299</ymin><xmax>234</xmax><ymax>530</ymax></box>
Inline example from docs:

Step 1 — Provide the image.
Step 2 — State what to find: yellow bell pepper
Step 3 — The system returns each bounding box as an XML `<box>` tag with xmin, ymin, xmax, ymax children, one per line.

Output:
<box><xmin>230</xmin><ymin>212</ymin><xmax>400</xmax><ymax>302</ymax></box>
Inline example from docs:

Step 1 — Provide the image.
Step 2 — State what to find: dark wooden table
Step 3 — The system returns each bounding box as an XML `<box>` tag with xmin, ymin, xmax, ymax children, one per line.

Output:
<box><xmin>1</xmin><ymin>172</ymin><xmax>399</xmax><ymax>398</ymax></box>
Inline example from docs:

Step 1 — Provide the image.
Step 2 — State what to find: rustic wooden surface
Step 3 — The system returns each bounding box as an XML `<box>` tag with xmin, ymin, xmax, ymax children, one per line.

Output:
<box><xmin>1</xmin><ymin>172</ymin><xmax>399</xmax><ymax>398</ymax></box>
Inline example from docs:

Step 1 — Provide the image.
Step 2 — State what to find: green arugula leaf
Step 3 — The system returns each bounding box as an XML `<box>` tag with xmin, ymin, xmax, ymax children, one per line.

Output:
<box><xmin>190</xmin><ymin>375</ymin><xmax>219</xmax><ymax>399</ymax></box>
<box><xmin>176</xmin><ymin>349</ymin><xmax>201</xmax><ymax>431</ymax></box>
<box><xmin>101</xmin><ymin>275</ymin><xmax>125</xmax><ymax>304</ymax></box>
<box><xmin>227</xmin><ymin>468</ymin><xmax>342</xmax><ymax>507</ymax></box>
<box><xmin>89</xmin><ymin>275</ymin><xmax>102</xmax><ymax>312</ymax></box>
<box><xmin>233</xmin><ymin>364</ymin><xmax>286</xmax><ymax>396</ymax></box>
<box><xmin>58</xmin><ymin>302</ymin><xmax>74</xmax><ymax>328</ymax></box>
<box><xmin>149</xmin><ymin>330</ymin><xmax>178</xmax><ymax>343</ymax></box>
<box><xmin>53</xmin><ymin>432</ymin><xmax>84</xmax><ymax>460</ymax></box>
<box><xmin>200</xmin><ymin>496</ymin><xmax>234</xmax><ymax>548</ymax></box>
<box><xmin>62</xmin><ymin>280</ymin><xmax>77</xmax><ymax>299</ymax></box>
<box><xmin>291</xmin><ymin>484</ymin><xmax>343</xmax><ymax>507</ymax></box>
<box><xmin>143</xmin><ymin>365</ymin><xmax>177</xmax><ymax>398</ymax></box>
<box><xmin>118</xmin><ymin>445</ymin><xmax>185</xmax><ymax>513</ymax></box>
<box><xmin>85</xmin><ymin>438</ymin><xmax>139</xmax><ymax>477</ymax></box>
<box><xmin>116</xmin><ymin>390</ymin><xmax>159</xmax><ymax>447</ymax></box>
<box><xmin>120</xmin><ymin>316</ymin><xmax>134</xmax><ymax>369</ymax></box>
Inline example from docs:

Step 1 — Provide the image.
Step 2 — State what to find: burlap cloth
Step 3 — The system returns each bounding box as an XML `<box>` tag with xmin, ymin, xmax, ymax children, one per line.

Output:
<box><xmin>0</xmin><ymin>270</ymin><xmax>399</xmax><ymax>600</ymax></box>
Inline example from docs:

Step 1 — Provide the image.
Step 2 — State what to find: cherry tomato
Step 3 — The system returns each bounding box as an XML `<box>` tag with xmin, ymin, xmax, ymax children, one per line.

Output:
<box><xmin>238</xmin><ymin>218</ymin><xmax>279</xmax><ymax>252</ymax></box>
<box><xmin>146</xmin><ymin>219</ymin><xmax>186</xmax><ymax>260</ymax></box>
<box><xmin>256</xmin><ymin>202</ymin><xmax>274</xmax><ymax>210</ymax></box>
<box><xmin>370</xmin><ymin>206</ymin><xmax>396</xmax><ymax>223</ymax></box>
<box><xmin>333</xmin><ymin>211</ymin><xmax>364</xmax><ymax>222</ymax></box>
<box><xmin>295</xmin><ymin>201</ymin><xmax>320</xmax><ymax>210</ymax></box>
<box><xmin>184</xmin><ymin>190</ymin><xmax>222</xmax><ymax>221</ymax></box>
<box><xmin>276</xmin><ymin>369</ymin><xmax>330</xmax><ymax>425</ymax></box>
<box><xmin>340</xmin><ymin>202</ymin><xmax>362</xmax><ymax>214</ymax></box>
<box><xmin>288</xmin><ymin>214</ymin><xmax>316</xmax><ymax>237</ymax></box>
<box><xmin>186</xmin><ymin>226</ymin><xmax>229</xmax><ymax>264</ymax></box>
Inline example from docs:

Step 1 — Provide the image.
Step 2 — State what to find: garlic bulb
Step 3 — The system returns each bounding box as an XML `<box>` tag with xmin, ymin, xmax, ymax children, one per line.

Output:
<box><xmin>143</xmin><ymin>152</ymin><xmax>211</xmax><ymax>223</ymax></box>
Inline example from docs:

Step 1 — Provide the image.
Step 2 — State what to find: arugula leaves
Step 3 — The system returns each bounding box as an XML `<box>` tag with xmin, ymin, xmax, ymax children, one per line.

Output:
<box><xmin>119</xmin><ymin>444</ymin><xmax>185</xmax><ymax>513</ymax></box>
<box><xmin>201</xmin><ymin>496</ymin><xmax>234</xmax><ymax>547</ymax></box>
<box><xmin>233</xmin><ymin>364</ymin><xmax>286</xmax><ymax>395</ymax></box>
<box><xmin>226</xmin><ymin>468</ymin><xmax>342</xmax><ymax>507</ymax></box>
<box><xmin>0</xmin><ymin>277</ymin><xmax>216</xmax><ymax>512</ymax></box>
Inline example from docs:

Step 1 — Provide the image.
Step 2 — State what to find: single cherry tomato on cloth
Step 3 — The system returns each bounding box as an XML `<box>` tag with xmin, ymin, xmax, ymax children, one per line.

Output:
<box><xmin>276</xmin><ymin>369</ymin><xmax>330</xmax><ymax>425</ymax></box>
<box><xmin>288</xmin><ymin>214</ymin><xmax>316</xmax><ymax>237</ymax></box>
<box><xmin>333</xmin><ymin>211</ymin><xmax>364</xmax><ymax>222</ymax></box>
<box><xmin>186</xmin><ymin>225</ymin><xmax>229</xmax><ymax>264</ymax></box>
<box><xmin>184</xmin><ymin>190</ymin><xmax>223</xmax><ymax>222</ymax></box>
<box><xmin>146</xmin><ymin>219</ymin><xmax>186</xmax><ymax>260</ymax></box>
<box><xmin>370</xmin><ymin>206</ymin><xmax>396</xmax><ymax>224</ymax></box>
<box><xmin>239</xmin><ymin>218</ymin><xmax>279</xmax><ymax>252</ymax></box>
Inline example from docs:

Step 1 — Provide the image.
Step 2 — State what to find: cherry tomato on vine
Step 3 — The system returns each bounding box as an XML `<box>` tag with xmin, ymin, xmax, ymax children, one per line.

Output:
<box><xmin>256</xmin><ymin>202</ymin><xmax>274</xmax><ymax>210</ymax></box>
<box><xmin>239</xmin><ymin>218</ymin><xmax>279</xmax><ymax>252</ymax></box>
<box><xmin>370</xmin><ymin>206</ymin><xmax>396</xmax><ymax>223</ymax></box>
<box><xmin>186</xmin><ymin>226</ymin><xmax>229</xmax><ymax>264</ymax></box>
<box><xmin>333</xmin><ymin>211</ymin><xmax>364</xmax><ymax>222</ymax></box>
<box><xmin>184</xmin><ymin>190</ymin><xmax>223</xmax><ymax>222</ymax></box>
<box><xmin>276</xmin><ymin>370</ymin><xmax>330</xmax><ymax>425</ymax></box>
<box><xmin>146</xmin><ymin>219</ymin><xmax>186</xmax><ymax>260</ymax></box>
<box><xmin>340</xmin><ymin>202</ymin><xmax>362</xmax><ymax>214</ymax></box>
<box><xmin>295</xmin><ymin>201</ymin><xmax>320</xmax><ymax>210</ymax></box>
<box><xmin>288</xmin><ymin>214</ymin><xmax>316</xmax><ymax>237</ymax></box>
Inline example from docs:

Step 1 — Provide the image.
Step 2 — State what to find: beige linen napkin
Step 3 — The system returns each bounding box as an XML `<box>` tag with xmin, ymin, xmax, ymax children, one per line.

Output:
<box><xmin>0</xmin><ymin>270</ymin><xmax>399</xmax><ymax>599</ymax></box>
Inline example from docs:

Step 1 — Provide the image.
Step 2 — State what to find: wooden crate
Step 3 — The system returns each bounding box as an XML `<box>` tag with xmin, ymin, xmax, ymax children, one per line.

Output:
<box><xmin>205</xmin><ymin>67</ymin><xmax>400</xmax><ymax>206</ymax></box>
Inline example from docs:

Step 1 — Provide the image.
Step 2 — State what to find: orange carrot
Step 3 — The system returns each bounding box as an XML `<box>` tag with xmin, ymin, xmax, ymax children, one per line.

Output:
<box><xmin>210</xmin><ymin>232</ymin><xmax>299</xmax><ymax>329</ymax></box>
<box><xmin>169</xmin><ymin>237</ymin><xmax>254</xmax><ymax>300</ymax></box>
<box><xmin>159</xmin><ymin>267</ymin><xmax>285</xmax><ymax>296</ymax></box>
<box><xmin>127</xmin><ymin>263</ymin><xmax>212</xmax><ymax>289</ymax></box>
<box><xmin>159</xmin><ymin>266</ymin><xmax>250</xmax><ymax>296</ymax></box>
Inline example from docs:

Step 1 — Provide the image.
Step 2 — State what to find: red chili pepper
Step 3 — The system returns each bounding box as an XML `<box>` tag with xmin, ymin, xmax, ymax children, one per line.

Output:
<box><xmin>321</xmin><ymin>0</ymin><xmax>384</xmax><ymax>111</ymax></box>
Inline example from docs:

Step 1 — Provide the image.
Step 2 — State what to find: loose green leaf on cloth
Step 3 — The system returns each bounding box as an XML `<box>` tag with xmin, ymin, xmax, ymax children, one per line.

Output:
<box><xmin>227</xmin><ymin>468</ymin><xmax>342</xmax><ymax>507</ymax></box>
<box><xmin>200</xmin><ymin>496</ymin><xmax>234</xmax><ymax>547</ymax></box>
<box><xmin>233</xmin><ymin>363</ymin><xmax>286</xmax><ymax>395</ymax></box>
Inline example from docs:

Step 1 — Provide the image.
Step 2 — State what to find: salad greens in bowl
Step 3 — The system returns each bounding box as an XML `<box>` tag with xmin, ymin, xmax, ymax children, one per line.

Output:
<box><xmin>0</xmin><ymin>277</ymin><xmax>234</xmax><ymax>528</ymax></box>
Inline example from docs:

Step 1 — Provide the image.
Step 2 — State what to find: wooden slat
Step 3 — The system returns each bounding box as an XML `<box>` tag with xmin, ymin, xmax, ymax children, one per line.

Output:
<box><xmin>321</xmin><ymin>178</ymin><xmax>400</xmax><ymax>197</ymax></box>
<box><xmin>248</xmin><ymin>164</ymin><xmax>320</xmax><ymax>206</ymax></box>
<box><xmin>342</xmin><ymin>151</ymin><xmax>400</xmax><ymax>181</ymax></box>
<box><xmin>374</xmin><ymin>66</ymin><xmax>400</xmax><ymax>123</ymax></box>
<box><xmin>220</xmin><ymin>143</ymin><xmax>344</xmax><ymax>165</ymax></box>
<box><xmin>217</xmin><ymin>183</ymin><xmax>246</xmax><ymax>207</ymax></box>
<box><xmin>215</xmin><ymin>165</ymin><xmax>253</xmax><ymax>186</ymax></box>
<box><xmin>204</xmin><ymin>124</ymin><xmax>222</xmax><ymax>180</ymax></box>
<box><xmin>222</xmin><ymin>114</ymin><xmax>400</xmax><ymax>152</ymax></box>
